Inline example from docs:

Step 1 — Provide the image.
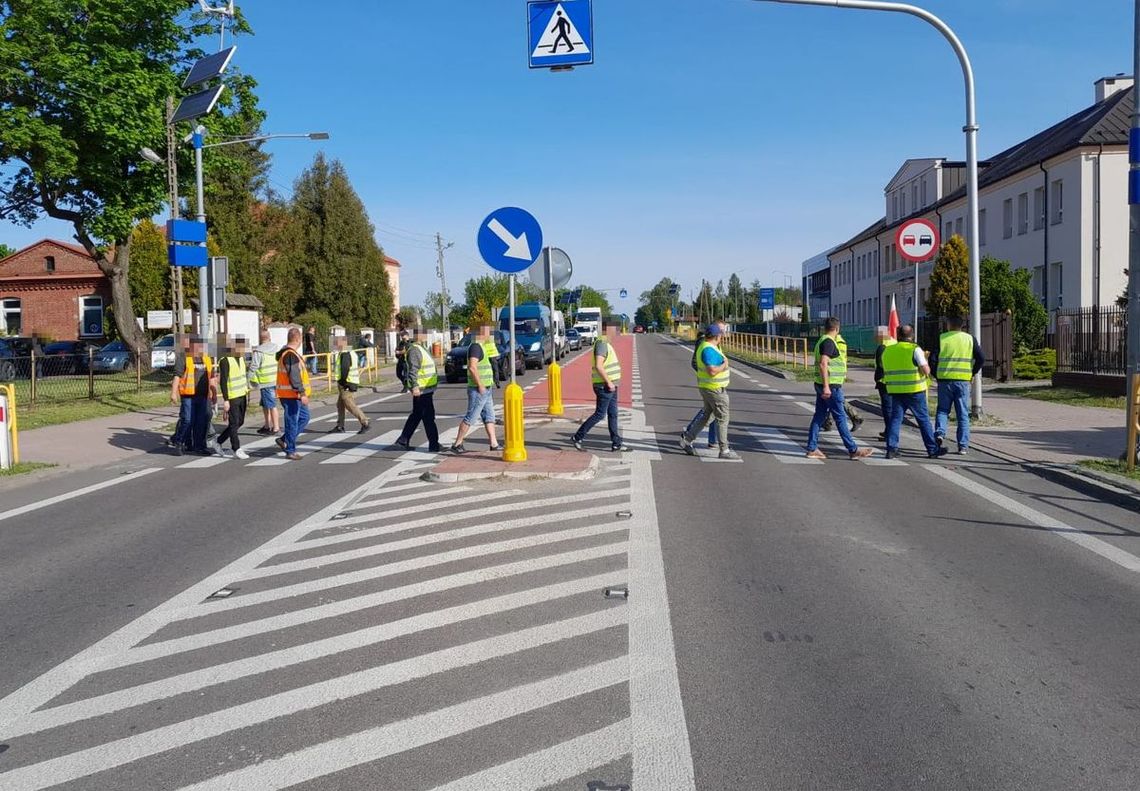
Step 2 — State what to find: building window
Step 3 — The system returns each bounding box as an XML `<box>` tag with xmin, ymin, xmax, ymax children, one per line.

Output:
<box><xmin>1003</xmin><ymin>198</ymin><xmax>1014</xmax><ymax>238</ymax></box>
<box><xmin>1033</xmin><ymin>186</ymin><xmax>1045</xmax><ymax>230</ymax></box>
<box><xmin>912</xmin><ymin>183</ymin><xmax>918</xmax><ymax>211</ymax></box>
<box><xmin>1051</xmin><ymin>180</ymin><xmax>1064</xmax><ymax>224</ymax></box>
<box><xmin>1017</xmin><ymin>192</ymin><xmax>1029</xmax><ymax>235</ymax></box>
<box><xmin>1032</xmin><ymin>265</ymin><xmax>1046</xmax><ymax>304</ymax></box>
<box><xmin>892</xmin><ymin>194</ymin><xmax>898</xmax><ymax>221</ymax></box>
<box><xmin>900</xmin><ymin>192</ymin><xmax>906</xmax><ymax>216</ymax></box>
<box><xmin>45</xmin><ymin>256</ymin><xmax>56</xmax><ymax>272</ymax></box>
<box><xmin>1</xmin><ymin>297</ymin><xmax>21</xmax><ymax>335</ymax></box>
<box><xmin>945</xmin><ymin>222</ymin><xmax>953</xmax><ymax>241</ymax></box>
<box><xmin>955</xmin><ymin>218</ymin><xmax>964</xmax><ymax>238</ymax></box>
<box><xmin>979</xmin><ymin>209</ymin><xmax>987</xmax><ymax>246</ymax></box>
<box><xmin>1050</xmin><ymin>262</ymin><xmax>1063</xmax><ymax>309</ymax></box>
<box><xmin>80</xmin><ymin>296</ymin><xmax>104</xmax><ymax>337</ymax></box>
<box><xmin>921</xmin><ymin>179</ymin><xmax>928</xmax><ymax>208</ymax></box>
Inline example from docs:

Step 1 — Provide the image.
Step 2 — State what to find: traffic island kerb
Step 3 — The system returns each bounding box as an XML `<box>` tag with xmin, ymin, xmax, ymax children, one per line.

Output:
<box><xmin>422</xmin><ymin>446</ymin><xmax>599</xmax><ymax>483</ymax></box>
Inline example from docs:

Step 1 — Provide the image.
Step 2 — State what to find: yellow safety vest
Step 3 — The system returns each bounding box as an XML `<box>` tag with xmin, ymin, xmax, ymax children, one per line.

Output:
<box><xmin>250</xmin><ymin>347</ymin><xmax>278</xmax><ymax>386</ymax></box>
<box><xmin>223</xmin><ymin>356</ymin><xmax>248</xmax><ymax>399</ymax></box>
<box><xmin>882</xmin><ymin>342</ymin><xmax>927</xmax><ymax>394</ymax></box>
<box><xmin>333</xmin><ymin>351</ymin><xmax>360</xmax><ymax>386</ymax></box>
<box><xmin>412</xmin><ymin>344</ymin><xmax>438</xmax><ymax>390</ymax></box>
<box><xmin>814</xmin><ymin>335</ymin><xmax>847</xmax><ymax>386</ymax></box>
<box><xmin>694</xmin><ymin>340</ymin><xmax>730</xmax><ymax>390</ymax></box>
<box><xmin>178</xmin><ymin>354</ymin><xmax>213</xmax><ymax>397</ymax></box>
<box><xmin>936</xmin><ymin>330</ymin><xmax>974</xmax><ymax>381</ymax></box>
<box><xmin>591</xmin><ymin>339</ymin><xmax>622</xmax><ymax>385</ymax></box>
<box><xmin>467</xmin><ymin>340</ymin><xmax>496</xmax><ymax>388</ymax></box>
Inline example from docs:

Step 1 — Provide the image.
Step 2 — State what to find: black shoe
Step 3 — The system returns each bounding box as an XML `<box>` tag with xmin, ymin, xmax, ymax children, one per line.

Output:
<box><xmin>571</xmin><ymin>437</ymin><xmax>584</xmax><ymax>451</ymax></box>
<box><xmin>885</xmin><ymin>449</ymin><xmax>899</xmax><ymax>460</ymax></box>
<box><xmin>358</xmin><ymin>423</ymin><xmax>370</xmax><ymax>435</ymax></box>
<box><xmin>428</xmin><ymin>445</ymin><xmax>443</xmax><ymax>453</ymax></box>
<box><xmin>852</xmin><ymin>416</ymin><xmax>865</xmax><ymax>429</ymax></box>
<box><xmin>394</xmin><ymin>438</ymin><xmax>410</xmax><ymax>450</ymax></box>
<box><xmin>451</xmin><ymin>443</ymin><xmax>467</xmax><ymax>454</ymax></box>
<box><xmin>173</xmin><ymin>445</ymin><xmax>184</xmax><ymax>457</ymax></box>
<box><xmin>612</xmin><ymin>444</ymin><xmax>633</xmax><ymax>453</ymax></box>
<box><xmin>935</xmin><ymin>435</ymin><xmax>945</xmax><ymax>449</ymax></box>
<box><xmin>329</xmin><ymin>425</ymin><xmax>345</xmax><ymax>433</ymax></box>
<box><xmin>275</xmin><ymin>437</ymin><xmax>287</xmax><ymax>453</ymax></box>
<box><xmin>256</xmin><ymin>426</ymin><xmax>273</xmax><ymax>435</ymax></box>
<box><xmin>928</xmin><ymin>447</ymin><xmax>949</xmax><ymax>459</ymax></box>
<box><xmin>489</xmin><ymin>444</ymin><xmax>502</xmax><ymax>451</ymax></box>
<box><xmin>878</xmin><ymin>431</ymin><xmax>888</xmax><ymax>441</ymax></box>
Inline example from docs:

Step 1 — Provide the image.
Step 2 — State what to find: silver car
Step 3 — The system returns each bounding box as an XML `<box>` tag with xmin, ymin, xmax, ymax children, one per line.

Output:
<box><xmin>90</xmin><ymin>339</ymin><xmax>132</xmax><ymax>373</ymax></box>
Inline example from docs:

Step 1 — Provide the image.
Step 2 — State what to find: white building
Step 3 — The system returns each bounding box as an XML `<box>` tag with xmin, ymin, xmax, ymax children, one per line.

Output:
<box><xmin>826</xmin><ymin>76</ymin><xmax>1132</xmax><ymax>325</ymax></box>
<box><xmin>801</xmin><ymin>250</ymin><xmax>831</xmax><ymax>320</ymax></box>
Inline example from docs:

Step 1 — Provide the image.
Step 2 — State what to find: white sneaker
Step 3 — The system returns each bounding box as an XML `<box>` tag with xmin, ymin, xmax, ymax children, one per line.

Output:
<box><xmin>233</xmin><ymin>448</ymin><xmax>250</xmax><ymax>460</ymax></box>
<box><xmin>214</xmin><ymin>443</ymin><xmax>230</xmax><ymax>458</ymax></box>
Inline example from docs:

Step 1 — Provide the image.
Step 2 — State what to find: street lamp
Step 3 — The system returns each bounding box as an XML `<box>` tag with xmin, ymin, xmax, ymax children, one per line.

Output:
<box><xmin>139</xmin><ymin>147</ymin><xmax>164</xmax><ymax>165</ymax></box>
<box><xmin>201</xmin><ymin>131</ymin><xmax>330</xmax><ymax>148</ymax></box>
<box><xmin>753</xmin><ymin>0</ymin><xmax>983</xmax><ymax>416</ymax></box>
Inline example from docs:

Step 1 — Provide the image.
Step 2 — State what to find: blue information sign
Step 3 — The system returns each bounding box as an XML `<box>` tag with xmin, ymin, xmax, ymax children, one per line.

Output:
<box><xmin>477</xmin><ymin>207</ymin><xmax>543</xmax><ymax>274</ymax></box>
<box><xmin>528</xmin><ymin>0</ymin><xmax>594</xmax><ymax>69</ymax></box>
<box><xmin>759</xmin><ymin>288</ymin><xmax>776</xmax><ymax>311</ymax></box>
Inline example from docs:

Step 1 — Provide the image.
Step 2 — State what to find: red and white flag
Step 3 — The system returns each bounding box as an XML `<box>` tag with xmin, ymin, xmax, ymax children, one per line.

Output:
<box><xmin>888</xmin><ymin>294</ymin><xmax>900</xmax><ymax>340</ymax></box>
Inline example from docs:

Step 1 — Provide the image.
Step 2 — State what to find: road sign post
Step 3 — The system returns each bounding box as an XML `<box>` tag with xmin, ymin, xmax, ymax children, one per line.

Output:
<box><xmin>895</xmin><ymin>218</ymin><xmax>940</xmax><ymax>331</ymax></box>
<box><xmin>528</xmin><ymin>0</ymin><xmax>594</xmax><ymax>70</ymax></box>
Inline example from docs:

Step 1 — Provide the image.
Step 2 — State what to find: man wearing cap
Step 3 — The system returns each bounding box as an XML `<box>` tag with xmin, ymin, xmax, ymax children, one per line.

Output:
<box><xmin>680</xmin><ymin>322</ymin><xmax>738</xmax><ymax>460</ymax></box>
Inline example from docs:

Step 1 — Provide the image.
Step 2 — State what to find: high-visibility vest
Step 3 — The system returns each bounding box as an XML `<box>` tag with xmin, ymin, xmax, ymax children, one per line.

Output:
<box><xmin>250</xmin><ymin>347</ymin><xmax>278</xmax><ymax>386</ymax></box>
<box><xmin>178</xmin><ymin>354</ymin><xmax>213</xmax><ymax>397</ymax></box>
<box><xmin>467</xmin><ymin>340</ymin><xmax>495</xmax><ymax>388</ymax></box>
<box><xmin>814</xmin><ymin>334</ymin><xmax>847</xmax><ymax>386</ymax></box>
<box><xmin>276</xmin><ymin>347</ymin><xmax>311</xmax><ymax>399</ymax></box>
<box><xmin>333</xmin><ymin>351</ymin><xmax>360</xmax><ymax>386</ymax></box>
<box><xmin>223</xmin><ymin>356</ymin><xmax>248</xmax><ymax>399</ymax></box>
<box><xmin>591</xmin><ymin>339</ymin><xmax>622</xmax><ymax>385</ymax></box>
<box><xmin>882</xmin><ymin>342</ymin><xmax>928</xmax><ymax>394</ymax></box>
<box><xmin>694</xmin><ymin>340</ymin><xmax>730</xmax><ymax>390</ymax></box>
<box><xmin>936</xmin><ymin>330</ymin><xmax>975</xmax><ymax>381</ymax></box>
<box><xmin>411</xmin><ymin>344</ymin><xmax>438</xmax><ymax>390</ymax></box>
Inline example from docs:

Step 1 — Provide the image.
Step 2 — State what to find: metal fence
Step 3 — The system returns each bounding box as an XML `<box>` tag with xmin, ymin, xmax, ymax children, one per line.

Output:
<box><xmin>1053</xmin><ymin>306</ymin><xmax>1128</xmax><ymax>376</ymax></box>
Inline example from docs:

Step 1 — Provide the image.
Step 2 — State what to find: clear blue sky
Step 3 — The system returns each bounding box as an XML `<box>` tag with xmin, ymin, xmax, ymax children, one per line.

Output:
<box><xmin>4</xmin><ymin>0</ymin><xmax>1135</xmax><ymax>313</ymax></box>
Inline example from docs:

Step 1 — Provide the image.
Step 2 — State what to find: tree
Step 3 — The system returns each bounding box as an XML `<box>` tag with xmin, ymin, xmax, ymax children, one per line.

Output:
<box><xmin>636</xmin><ymin>277</ymin><xmax>679</xmax><ymax>331</ymax></box>
<box><xmin>0</xmin><ymin>244</ymin><xmax>14</xmax><ymax>259</ymax></box>
<box><xmin>422</xmin><ymin>291</ymin><xmax>453</xmax><ymax>330</ymax></box>
<box><xmin>395</xmin><ymin>307</ymin><xmax>419</xmax><ymax>330</ymax></box>
<box><xmin>468</xmin><ymin>298</ymin><xmax>492</xmax><ymax>326</ymax></box>
<box><xmin>128</xmin><ymin>220</ymin><xmax>172</xmax><ymax>319</ymax></box>
<box><xmin>0</xmin><ymin>2</ymin><xmax>263</xmax><ymax>352</ymax></box>
<box><xmin>927</xmin><ymin>235</ymin><xmax>971</xmax><ymax>320</ymax></box>
<box><xmin>573</xmin><ymin>286</ymin><xmax>613</xmax><ymax>316</ymax></box>
<box><xmin>465</xmin><ymin>275</ymin><xmax>512</xmax><ymax>313</ymax></box>
<box><xmin>980</xmin><ymin>256</ymin><xmax>1049</xmax><ymax>350</ymax></box>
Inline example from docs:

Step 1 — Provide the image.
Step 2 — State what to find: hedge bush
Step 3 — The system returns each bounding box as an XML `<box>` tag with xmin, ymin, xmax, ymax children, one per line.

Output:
<box><xmin>1013</xmin><ymin>348</ymin><xmax>1056</xmax><ymax>380</ymax></box>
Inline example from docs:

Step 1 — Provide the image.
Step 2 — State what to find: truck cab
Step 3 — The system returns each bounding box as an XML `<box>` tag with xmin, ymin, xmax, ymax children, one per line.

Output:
<box><xmin>498</xmin><ymin>302</ymin><xmax>553</xmax><ymax>369</ymax></box>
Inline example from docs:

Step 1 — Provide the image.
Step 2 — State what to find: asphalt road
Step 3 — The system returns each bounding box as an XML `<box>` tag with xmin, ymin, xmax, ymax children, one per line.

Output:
<box><xmin>0</xmin><ymin>334</ymin><xmax>1137</xmax><ymax>790</ymax></box>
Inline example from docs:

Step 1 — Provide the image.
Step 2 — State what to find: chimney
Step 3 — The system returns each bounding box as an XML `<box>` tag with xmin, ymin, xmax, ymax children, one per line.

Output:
<box><xmin>1096</xmin><ymin>73</ymin><xmax>1134</xmax><ymax>103</ymax></box>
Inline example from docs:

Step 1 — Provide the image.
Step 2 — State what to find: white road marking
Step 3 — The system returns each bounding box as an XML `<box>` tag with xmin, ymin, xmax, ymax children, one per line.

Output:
<box><xmin>246</xmin><ymin>432</ymin><xmax>355</xmax><ymax>466</ymax></box>
<box><xmin>795</xmin><ymin>401</ymin><xmax>814</xmax><ymax>412</ymax></box>
<box><xmin>779</xmin><ymin>394</ymin><xmax>795</xmax><ymax>400</ymax></box>
<box><xmin>343</xmin><ymin>485</ymin><xmax>468</xmax><ymax>510</ymax></box>
<box><xmin>925</xmin><ymin>466</ymin><xmax>1140</xmax><ymax>573</ymax></box>
<box><xmin>319</xmin><ymin>429</ymin><xmax>402</xmax><ymax>464</ymax></box>
<box><xmin>0</xmin><ymin>468</ymin><xmax>161</xmax><ymax>524</ymax></box>
<box><xmin>747</xmin><ymin>427</ymin><xmax>821</xmax><ymax>465</ymax></box>
<box><xmin>315</xmin><ymin>487</ymin><xmax>528</xmax><ymax>529</ymax></box>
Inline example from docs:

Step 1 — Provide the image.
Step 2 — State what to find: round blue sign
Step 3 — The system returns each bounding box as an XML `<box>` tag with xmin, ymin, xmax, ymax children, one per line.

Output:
<box><xmin>477</xmin><ymin>207</ymin><xmax>543</xmax><ymax>274</ymax></box>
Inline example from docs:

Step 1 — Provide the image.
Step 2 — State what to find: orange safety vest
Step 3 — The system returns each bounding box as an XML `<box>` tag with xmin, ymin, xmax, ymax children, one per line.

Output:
<box><xmin>276</xmin><ymin>347</ymin><xmax>311</xmax><ymax>399</ymax></box>
<box><xmin>178</xmin><ymin>354</ymin><xmax>213</xmax><ymax>397</ymax></box>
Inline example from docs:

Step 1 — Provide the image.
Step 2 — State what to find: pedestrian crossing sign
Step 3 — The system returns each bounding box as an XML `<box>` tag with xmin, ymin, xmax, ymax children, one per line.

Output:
<box><xmin>528</xmin><ymin>0</ymin><xmax>594</xmax><ymax>69</ymax></box>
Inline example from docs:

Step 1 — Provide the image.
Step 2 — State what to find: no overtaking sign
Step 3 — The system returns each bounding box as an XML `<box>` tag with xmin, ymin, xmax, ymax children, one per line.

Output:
<box><xmin>895</xmin><ymin>219</ymin><xmax>939</xmax><ymax>262</ymax></box>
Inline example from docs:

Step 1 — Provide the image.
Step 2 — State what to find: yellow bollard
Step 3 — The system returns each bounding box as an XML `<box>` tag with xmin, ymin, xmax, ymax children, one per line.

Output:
<box><xmin>503</xmin><ymin>382</ymin><xmax>528</xmax><ymax>462</ymax></box>
<box><xmin>547</xmin><ymin>361</ymin><xmax>564</xmax><ymax>416</ymax></box>
<box><xmin>0</xmin><ymin>383</ymin><xmax>18</xmax><ymax>465</ymax></box>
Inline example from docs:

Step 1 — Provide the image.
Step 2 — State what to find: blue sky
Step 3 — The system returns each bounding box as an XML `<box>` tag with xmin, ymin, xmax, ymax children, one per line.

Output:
<box><xmin>4</xmin><ymin>0</ymin><xmax>1135</xmax><ymax>313</ymax></box>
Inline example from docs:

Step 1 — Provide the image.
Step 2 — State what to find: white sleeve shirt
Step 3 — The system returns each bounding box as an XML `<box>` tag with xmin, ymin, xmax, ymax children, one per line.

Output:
<box><xmin>913</xmin><ymin>348</ymin><xmax>928</xmax><ymax>368</ymax></box>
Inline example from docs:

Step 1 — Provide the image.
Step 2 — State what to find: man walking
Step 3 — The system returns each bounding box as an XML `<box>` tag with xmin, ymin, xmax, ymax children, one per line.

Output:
<box><xmin>169</xmin><ymin>336</ymin><xmax>215</xmax><ymax>456</ymax></box>
<box><xmin>680</xmin><ymin>322</ymin><xmax>738</xmax><ymax>460</ymax></box>
<box><xmin>394</xmin><ymin>328</ymin><xmax>441</xmax><ymax>452</ymax></box>
<box><xmin>166</xmin><ymin>334</ymin><xmax>192</xmax><ymax>452</ymax></box>
<box><xmin>451</xmin><ymin>322</ymin><xmax>500</xmax><ymax>453</ymax></box>
<box><xmin>571</xmin><ymin>318</ymin><xmax>631</xmax><ymax>453</ymax></box>
<box><xmin>873</xmin><ymin>325</ymin><xmax>897</xmax><ymax>441</ymax></box>
<box><xmin>215</xmin><ymin>336</ymin><xmax>251</xmax><ymax>459</ymax></box>
<box><xmin>685</xmin><ymin>320</ymin><xmax>724</xmax><ymax>448</ymax></box>
<box><xmin>929</xmin><ymin>315</ymin><xmax>984</xmax><ymax>454</ymax></box>
<box><xmin>249</xmin><ymin>329</ymin><xmax>280</xmax><ymax>436</ymax></box>
<box><xmin>395</xmin><ymin>329</ymin><xmax>412</xmax><ymax>393</ymax></box>
<box><xmin>275</xmin><ymin>327</ymin><xmax>311</xmax><ymax>461</ymax></box>
<box><xmin>805</xmin><ymin>317</ymin><xmax>873</xmax><ymax>461</ymax></box>
<box><xmin>330</xmin><ymin>334</ymin><xmax>370</xmax><ymax>434</ymax></box>
<box><xmin>883</xmin><ymin>324</ymin><xmax>948</xmax><ymax>460</ymax></box>
<box><xmin>303</xmin><ymin>325</ymin><xmax>318</xmax><ymax>376</ymax></box>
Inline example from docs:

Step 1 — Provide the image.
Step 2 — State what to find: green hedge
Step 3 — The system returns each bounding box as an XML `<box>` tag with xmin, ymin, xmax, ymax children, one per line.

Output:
<box><xmin>1013</xmin><ymin>348</ymin><xmax>1056</xmax><ymax>380</ymax></box>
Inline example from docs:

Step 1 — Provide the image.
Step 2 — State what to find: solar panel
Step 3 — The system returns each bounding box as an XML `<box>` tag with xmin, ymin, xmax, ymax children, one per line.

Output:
<box><xmin>182</xmin><ymin>46</ymin><xmax>236</xmax><ymax>89</ymax></box>
<box><xmin>171</xmin><ymin>84</ymin><xmax>226</xmax><ymax>125</ymax></box>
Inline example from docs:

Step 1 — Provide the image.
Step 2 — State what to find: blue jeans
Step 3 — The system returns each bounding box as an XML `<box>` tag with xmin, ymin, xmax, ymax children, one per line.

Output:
<box><xmin>171</xmin><ymin>396</ymin><xmax>194</xmax><ymax>448</ymax></box>
<box><xmin>172</xmin><ymin>396</ymin><xmax>210</xmax><ymax>451</ymax></box>
<box><xmin>282</xmin><ymin>399</ymin><xmax>310</xmax><ymax>454</ymax></box>
<box><xmin>935</xmin><ymin>380</ymin><xmax>971</xmax><ymax>450</ymax></box>
<box><xmin>877</xmin><ymin>386</ymin><xmax>893</xmax><ymax>433</ymax></box>
<box><xmin>574</xmin><ymin>385</ymin><xmax>621</xmax><ymax>448</ymax></box>
<box><xmin>807</xmin><ymin>384</ymin><xmax>858</xmax><ymax>453</ymax></box>
<box><xmin>307</xmin><ymin>356</ymin><xmax>318</xmax><ymax>375</ymax></box>
<box><xmin>887</xmin><ymin>391</ymin><xmax>940</xmax><ymax>455</ymax></box>
<box><xmin>462</xmin><ymin>387</ymin><xmax>495</xmax><ymax>426</ymax></box>
<box><xmin>685</xmin><ymin>409</ymin><xmax>718</xmax><ymax>445</ymax></box>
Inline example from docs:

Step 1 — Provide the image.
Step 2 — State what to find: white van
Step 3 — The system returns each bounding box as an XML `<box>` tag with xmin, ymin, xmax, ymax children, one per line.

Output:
<box><xmin>551</xmin><ymin>310</ymin><xmax>568</xmax><ymax>359</ymax></box>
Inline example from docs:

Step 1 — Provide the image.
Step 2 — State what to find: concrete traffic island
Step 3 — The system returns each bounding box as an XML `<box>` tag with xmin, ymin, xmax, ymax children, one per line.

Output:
<box><xmin>422</xmin><ymin>446</ymin><xmax>599</xmax><ymax>483</ymax></box>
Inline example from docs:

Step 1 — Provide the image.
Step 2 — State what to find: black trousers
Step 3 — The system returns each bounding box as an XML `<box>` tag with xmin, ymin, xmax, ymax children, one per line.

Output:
<box><xmin>400</xmin><ymin>391</ymin><xmax>439</xmax><ymax>448</ymax></box>
<box><xmin>217</xmin><ymin>395</ymin><xmax>247</xmax><ymax>450</ymax></box>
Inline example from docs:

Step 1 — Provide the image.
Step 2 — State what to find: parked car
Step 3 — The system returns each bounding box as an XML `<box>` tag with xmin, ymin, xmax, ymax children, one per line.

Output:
<box><xmin>0</xmin><ymin>337</ymin><xmax>44</xmax><ymax>379</ymax></box>
<box><xmin>634</xmin><ymin>325</ymin><xmax>646</xmax><ymax>334</ymax></box>
<box><xmin>90</xmin><ymin>339</ymin><xmax>134</xmax><ymax>373</ymax></box>
<box><xmin>443</xmin><ymin>331</ymin><xmax>526</xmax><ymax>384</ymax></box>
<box><xmin>151</xmin><ymin>334</ymin><xmax>177</xmax><ymax>370</ymax></box>
<box><xmin>565</xmin><ymin>327</ymin><xmax>582</xmax><ymax>351</ymax></box>
<box><xmin>41</xmin><ymin>340</ymin><xmax>101</xmax><ymax>375</ymax></box>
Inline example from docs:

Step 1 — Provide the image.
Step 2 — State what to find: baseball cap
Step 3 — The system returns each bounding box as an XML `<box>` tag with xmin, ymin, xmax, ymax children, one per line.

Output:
<box><xmin>706</xmin><ymin>324</ymin><xmax>724</xmax><ymax>337</ymax></box>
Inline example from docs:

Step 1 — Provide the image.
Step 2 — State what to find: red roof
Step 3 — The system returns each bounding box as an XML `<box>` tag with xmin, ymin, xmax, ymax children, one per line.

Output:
<box><xmin>0</xmin><ymin>238</ymin><xmax>94</xmax><ymax>264</ymax></box>
<box><xmin>383</xmin><ymin>255</ymin><xmax>401</xmax><ymax>268</ymax></box>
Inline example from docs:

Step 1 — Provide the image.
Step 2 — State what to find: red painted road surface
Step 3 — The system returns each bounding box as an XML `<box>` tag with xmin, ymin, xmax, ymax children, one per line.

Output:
<box><xmin>523</xmin><ymin>333</ymin><xmax>633</xmax><ymax>408</ymax></box>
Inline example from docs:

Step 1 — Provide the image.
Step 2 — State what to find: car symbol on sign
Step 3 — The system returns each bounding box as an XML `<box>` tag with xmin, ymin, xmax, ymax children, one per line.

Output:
<box><xmin>919</xmin><ymin>234</ymin><xmax>933</xmax><ymax>246</ymax></box>
<box><xmin>902</xmin><ymin>235</ymin><xmax>917</xmax><ymax>246</ymax></box>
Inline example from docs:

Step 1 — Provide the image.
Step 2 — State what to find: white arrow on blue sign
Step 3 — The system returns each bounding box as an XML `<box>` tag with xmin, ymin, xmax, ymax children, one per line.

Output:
<box><xmin>477</xmin><ymin>207</ymin><xmax>543</xmax><ymax>274</ymax></box>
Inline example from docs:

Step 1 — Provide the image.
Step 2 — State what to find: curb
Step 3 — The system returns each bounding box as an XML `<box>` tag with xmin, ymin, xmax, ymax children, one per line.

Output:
<box><xmin>422</xmin><ymin>453</ymin><xmax>599</xmax><ymax>483</ymax></box>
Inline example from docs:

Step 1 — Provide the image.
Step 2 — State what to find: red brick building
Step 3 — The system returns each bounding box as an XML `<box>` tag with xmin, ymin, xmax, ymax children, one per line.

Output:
<box><xmin>0</xmin><ymin>239</ymin><xmax>111</xmax><ymax>341</ymax></box>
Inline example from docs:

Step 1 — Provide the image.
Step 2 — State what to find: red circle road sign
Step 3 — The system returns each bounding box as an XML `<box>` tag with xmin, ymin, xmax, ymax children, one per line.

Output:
<box><xmin>895</xmin><ymin>219</ymin><xmax>939</xmax><ymax>262</ymax></box>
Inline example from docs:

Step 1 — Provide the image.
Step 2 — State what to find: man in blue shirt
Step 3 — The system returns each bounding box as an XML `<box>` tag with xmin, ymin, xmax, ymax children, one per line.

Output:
<box><xmin>680</xmin><ymin>323</ymin><xmax>738</xmax><ymax>460</ymax></box>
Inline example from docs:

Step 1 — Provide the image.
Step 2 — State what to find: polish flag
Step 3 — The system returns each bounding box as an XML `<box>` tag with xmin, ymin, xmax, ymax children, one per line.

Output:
<box><xmin>888</xmin><ymin>294</ymin><xmax>900</xmax><ymax>340</ymax></box>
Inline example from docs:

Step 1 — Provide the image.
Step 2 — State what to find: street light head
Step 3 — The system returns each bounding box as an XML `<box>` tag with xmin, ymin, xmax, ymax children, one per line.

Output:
<box><xmin>308</xmin><ymin>132</ymin><xmax>330</xmax><ymax>140</ymax></box>
<box><xmin>139</xmin><ymin>147</ymin><xmax>164</xmax><ymax>165</ymax></box>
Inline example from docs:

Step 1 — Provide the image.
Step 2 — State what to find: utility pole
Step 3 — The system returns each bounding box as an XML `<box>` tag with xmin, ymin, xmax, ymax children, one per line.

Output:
<box><xmin>435</xmin><ymin>233</ymin><xmax>454</xmax><ymax>350</ymax></box>
<box><xmin>166</xmin><ymin>97</ymin><xmax>184</xmax><ymax>345</ymax></box>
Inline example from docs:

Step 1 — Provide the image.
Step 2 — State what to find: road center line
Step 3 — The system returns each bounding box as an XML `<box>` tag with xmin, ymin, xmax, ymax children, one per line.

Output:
<box><xmin>0</xmin><ymin>468</ymin><xmax>161</xmax><ymax>524</ymax></box>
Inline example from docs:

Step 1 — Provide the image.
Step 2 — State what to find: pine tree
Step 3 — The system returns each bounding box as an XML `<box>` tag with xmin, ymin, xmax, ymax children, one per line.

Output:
<box><xmin>927</xmin><ymin>234</ymin><xmax>971</xmax><ymax>320</ymax></box>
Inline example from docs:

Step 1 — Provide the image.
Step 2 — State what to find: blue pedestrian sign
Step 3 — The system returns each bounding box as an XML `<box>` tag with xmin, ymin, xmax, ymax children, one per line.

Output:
<box><xmin>759</xmin><ymin>288</ymin><xmax>776</xmax><ymax>311</ymax></box>
<box><xmin>477</xmin><ymin>207</ymin><xmax>543</xmax><ymax>274</ymax></box>
<box><xmin>619</xmin><ymin>289</ymin><xmax>628</xmax><ymax>299</ymax></box>
<box><xmin>528</xmin><ymin>0</ymin><xmax>594</xmax><ymax>70</ymax></box>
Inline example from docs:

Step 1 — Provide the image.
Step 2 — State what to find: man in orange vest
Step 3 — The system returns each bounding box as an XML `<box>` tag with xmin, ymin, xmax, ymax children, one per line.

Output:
<box><xmin>275</xmin><ymin>327</ymin><xmax>312</xmax><ymax>460</ymax></box>
<box><xmin>168</xmin><ymin>336</ymin><xmax>216</xmax><ymax>456</ymax></box>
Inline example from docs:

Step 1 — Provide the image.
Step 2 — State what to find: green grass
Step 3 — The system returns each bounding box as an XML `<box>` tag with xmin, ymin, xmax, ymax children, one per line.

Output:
<box><xmin>15</xmin><ymin>390</ymin><xmax>173</xmax><ymax>430</ymax></box>
<box><xmin>1079</xmin><ymin>458</ymin><xmax>1140</xmax><ymax>482</ymax></box>
<box><xmin>0</xmin><ymin>461</ymin><xmax>57</xmax><ymax>477</ymax></box>
<box><xmin>995</xmin><ymin>386</ymin><xmax>1126</xmax><ymax>410</ymax></box>
<box><xmin>722</xmin><ymin>349</ymin><xmax>817</xmax><ymax>381</ymax></box>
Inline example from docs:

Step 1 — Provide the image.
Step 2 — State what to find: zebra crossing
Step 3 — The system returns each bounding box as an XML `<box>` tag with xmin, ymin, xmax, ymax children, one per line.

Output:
<box><xmin>0</xmin><ymin>437</ymin><xmax>694</xmax><ymax>790</ymax></box>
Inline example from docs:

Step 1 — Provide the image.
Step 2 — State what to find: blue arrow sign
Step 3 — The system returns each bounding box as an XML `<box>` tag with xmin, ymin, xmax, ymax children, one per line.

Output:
<box><xmin>528</xmin><ymin>0</ymin><xmax>594</xmax><ymax>69</ymax></box>
<box><xmin>477</xmin><ymin>207</ymin><xmax>543</xmax><ymax>274</ymax></box>
<box><xmin>759</xmin><ymin>288</ymin><xmax>776</xmax><ymax>311</ymax></box>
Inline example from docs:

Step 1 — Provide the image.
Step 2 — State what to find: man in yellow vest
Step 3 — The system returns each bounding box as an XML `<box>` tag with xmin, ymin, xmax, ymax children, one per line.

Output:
<box><xmin>882</xmin><ymin>324</ymin><xmax>948</xmax><ymax>460</ymax></box>
<box><xmin>806</xmin><ymin>318</ymin><xmax>873</xmax><ymax>460</ymax></box>
<box><xmin>872</xmin><ymin>325</ymin><xmax>897</xmax><ymax>441</ymax></box>
<box><xmin>571</xmin><ymin>318</ymin><xmax>631</xmax><ymax>453</ymax></box>
<box><xmin>275</xmin><ymin>326</ymin><xmax>311</xmax><ymax>461</ymax></box>
<box><xmin>330</xmin><ymin>334</ymin><xmax>370</xmax><ymax>434</ymax></box>
<box><xmin>394</xmin><ymin>327</ymin><xmax>441</xmax><ymax>452</ymax></box>
<box><xmin>168</xmin><ymin>336</ymin><xmax>216</xmax><ymax>456</ymax></box>
<box><xmin>451</xmin><ymin>322</ymin><xmax>501</xmax><ymax>453</ymax></box>
<box><xmin>215</xmin><ymin>336</ymin><xmax>251</xmax><ymax>459</ymax></box>
<box><xmin>680</xmin><ymin>322</ymin><xmax>737</xmax><ymax>459</ymax></box>
<box><xmin>249</xmin><ymin>329</ymin><xmax>280</xmax><ymax>437</ymax></box>
<box><xmin>929</xmin><ymin>315</ymin><xmax>984</xmax><ymax>454</ymax></box>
